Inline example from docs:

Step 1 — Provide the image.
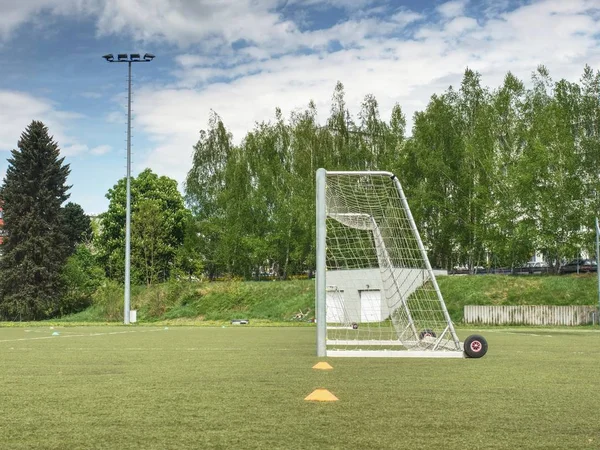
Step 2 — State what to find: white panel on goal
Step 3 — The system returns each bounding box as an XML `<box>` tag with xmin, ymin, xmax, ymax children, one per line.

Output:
<box><xmin>316</xmin><ymin>169</ymin><xmax>463</xmax><ymax>358</ymax></box>
<box><xmin>360</xmin><ymin>290</ymin><xmax>382</xmax><ymax>322</ymax></box>
<box><xmin>326</xmin><ymin>289</ymin><xmax>346</xmax><ymax>323</ymax></box>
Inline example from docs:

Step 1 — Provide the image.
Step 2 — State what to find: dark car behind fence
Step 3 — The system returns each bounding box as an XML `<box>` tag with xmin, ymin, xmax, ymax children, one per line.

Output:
<box><xmin>558</xmin><ymin>259</ymin><xmax>597</xmax><ymax>275</ymax></box>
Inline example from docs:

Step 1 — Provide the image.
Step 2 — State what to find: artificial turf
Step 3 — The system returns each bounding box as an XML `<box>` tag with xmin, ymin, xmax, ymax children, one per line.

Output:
<box><xmin>0</xmin><ymin>326</ymin><xmax>599</xmax><ymax>449</ymax></box>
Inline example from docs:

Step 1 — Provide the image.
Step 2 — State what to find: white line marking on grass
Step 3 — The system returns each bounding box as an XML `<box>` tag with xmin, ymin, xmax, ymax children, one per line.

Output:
<box><xmin>472</xmin><ymin>329</ymin><xmax>545</xmax><ymax>337</ymax></box>
<box><xmin>0</xmin><ymin>328</ymin><xmax>165</xmax><ymax>343</ymax></box>
<box><xmin>473</xmin><ymin>328</ymin><xmax>600</xmax><ymax>334</ymax></box>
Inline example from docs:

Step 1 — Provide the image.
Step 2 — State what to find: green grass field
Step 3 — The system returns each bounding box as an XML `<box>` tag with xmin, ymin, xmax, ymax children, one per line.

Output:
<box><xmin>1</xmin><ymin>325</ymin><xmax>599</xmax><ymax>449</ymax></box>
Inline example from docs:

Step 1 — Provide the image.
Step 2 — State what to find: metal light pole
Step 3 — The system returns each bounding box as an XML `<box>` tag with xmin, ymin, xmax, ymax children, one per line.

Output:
<box><xmin>596</xmin><ymin>217</ymin><xmax>600</xmax><ymax>324</ymax></box>
<box><xmin>103</xmin><ymin>53</ymin><xmax>155</xmax><ymax>324</ymax></box>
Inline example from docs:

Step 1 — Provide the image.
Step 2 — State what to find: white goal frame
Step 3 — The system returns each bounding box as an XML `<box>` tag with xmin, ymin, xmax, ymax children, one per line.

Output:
<box><xmin>315</xmin><ymin>169</ymin><xmax>463</xmax><ymax>358</ymax></box>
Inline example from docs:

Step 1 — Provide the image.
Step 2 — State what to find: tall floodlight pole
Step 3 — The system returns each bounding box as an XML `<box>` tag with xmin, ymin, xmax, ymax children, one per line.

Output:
<box><xmin>103</xmin><ymin>53</ymin><xmax>155</xmax><ymax>324</ymax></box>
<box><xmin>596</xmin><ymin>217</ymin><xmax>600</xmax><ymax>325</ymax></box>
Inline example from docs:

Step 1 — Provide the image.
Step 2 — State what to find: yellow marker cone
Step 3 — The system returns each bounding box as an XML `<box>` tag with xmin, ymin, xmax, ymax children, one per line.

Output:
<box><xmin>304</xmin><ymin>389</ymin><xmax>338</xmax><ymax>402</ymax></box>
<box><xmin>312</xmin><ymin>362</ymin><xmax>333</xmax><ymax>370</ymax></box>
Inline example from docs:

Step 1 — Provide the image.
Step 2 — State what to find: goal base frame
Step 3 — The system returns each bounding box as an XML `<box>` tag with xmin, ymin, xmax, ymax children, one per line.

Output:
<box><xmin>326</xmin><ymin>339</ymin><xmax>464</xmax><ymax>358</ymax></box>
<box><xmin>327</xmin><ymin>350</ymin><xmax>465</xmax><ymax>358</ymax></box>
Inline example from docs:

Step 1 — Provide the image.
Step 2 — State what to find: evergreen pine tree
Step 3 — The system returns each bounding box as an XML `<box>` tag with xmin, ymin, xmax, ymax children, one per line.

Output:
<box><xmin>62</xmin><ymin>202</ymin><xmax>92</xmax><ymax>254</ymax></box>
<box><xmin>0</xmin><ymin>121</ymin><xmax>71</xmax><ymax>320</ymax></box>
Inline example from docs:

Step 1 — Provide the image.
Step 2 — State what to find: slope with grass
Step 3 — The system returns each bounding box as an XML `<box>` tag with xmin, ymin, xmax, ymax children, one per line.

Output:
<box><xmin>438</xmin><ymin>274</ymin><xmax>600</xmax><ymax>322</ymax></box>
<box><xmin>64</xmin><ymin>279</ymin><xmax>316</xmax><ymax>324</ymax></box>
<box><xmin>59</xmin><ymin>274</ymin><xmax>600</xmax><ymax>324</ymax></box>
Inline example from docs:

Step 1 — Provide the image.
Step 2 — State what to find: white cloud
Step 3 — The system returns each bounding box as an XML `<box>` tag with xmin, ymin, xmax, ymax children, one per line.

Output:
<box><xmin>0</xmin><ymin>0</ymin><xmax>56</xmax><ymax>40</ymax></box>
<box><xmin>284</xmin><ymin>0</ymin><xmax>382</xmax><ymax>11</ymax></box>
<box><xmin>90</xmin><ymin>144</ymin><xmax>112</xmax><ymax>155</ymax></box>
<box><xmin>444</xmin><ymin>16</ymin><xmax>479</xmax><ymax>35</ymax></box>
<box><xmin>93</xmin><ymin>0</ymin><xmax>297</xmax><ymax>49</ymax></box>
<box><xmin>0</xmin><ymin>0</ymin><xmax>296</xmax><ymax>50</ymax></box>
<box><xmin>2</xmin><ymin>0</ymin><xmax>600</xmax><ymax>196</ymax></box>
<box><xmin>437</xmin><ymin>0</ymin><xmax>469</xmax><ymax>19</ymax></box>
<box><xmin>124</xmin><ymin>0</ymin><xmax>600</xmax><ymax>187</ymax></box>
<box><xmin>0</xmin><ymin>0</ymin><xmax>95</xmax><ymax>41</ymax></box>
<box><xmin>0</xmin><ymin>90</ymin><xmax>103</xmax><ymax>157</ymax></box>
<box><xmin>391</xmin><ymin>10</ymin><xmax>424</xmax><ymax>27</ymax></box>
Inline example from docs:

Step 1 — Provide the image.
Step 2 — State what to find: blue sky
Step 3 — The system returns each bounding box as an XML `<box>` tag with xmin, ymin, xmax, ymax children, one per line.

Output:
<box><xmin>0</xmin><ymin>0</ymin><xmax>599</xmax><ymax>214</ymax></box>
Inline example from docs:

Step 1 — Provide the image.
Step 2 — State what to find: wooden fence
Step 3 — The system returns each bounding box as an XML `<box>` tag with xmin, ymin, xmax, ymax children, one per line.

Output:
<box><xmin>463</xmin><ymin>305</ymin><xmax>599</xmax><ymax>326</ymax></box>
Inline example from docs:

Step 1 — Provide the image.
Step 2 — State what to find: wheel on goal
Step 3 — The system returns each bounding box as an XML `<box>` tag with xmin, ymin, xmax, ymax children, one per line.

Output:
<box><xmin>351</xmin><ymin>322</ymin><xmax>359</xmax><ymax>330</ymax></box>
<box><xmin>463</xmin><ymin>334</ymin><xmax>488</xmax><ymax>358</ymax></box>
<box><xmin>419</xmin><ymin>329</ymin><xmax>436</xmax><ymax>339</ymax></box>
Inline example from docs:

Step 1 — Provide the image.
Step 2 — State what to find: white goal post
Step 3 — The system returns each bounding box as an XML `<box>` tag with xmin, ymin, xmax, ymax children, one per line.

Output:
<box><xmin>315</xmin><ymin>169</ymin><xmax>467</xmax><ymax>358</ymax></box>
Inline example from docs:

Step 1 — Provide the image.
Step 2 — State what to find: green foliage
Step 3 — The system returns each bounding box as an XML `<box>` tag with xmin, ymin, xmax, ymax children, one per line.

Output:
<box><xmin>62</xmin><ymin>202</ymin><xmax>92</xmax><ymax>254</ymax></box>
<box><xmin>0</xmin><ymin>121</ymin><xmax>71</xmax><ymax>320</ymax></box>
<box><xmin>88</xmin><ymin>280</ymin><xmax>124</xmax><ymax>322</ymax></box>
<box><xmin>185</xmin><ymin>84</ymin><xmax>406</xmax><ymax>279</ymax></box>
<box><xmin>172</xmin><ymin>217</ymin><xmax>204</xmax><ymax>280</ymax></box>
<box><xmin>400</xmin><ymin>66</ymin><xmax>600</xmax><ymax>270</ymax></box>
<box><xmin>132</xmin><ymin>280</ymin><xmax>191</xmax><ymax>319</ymax></box>
<box><xmin>60</xmin><ymin>245</ymin><xmax>105</xmax><ymax>315</ymax></box>
<box><xmin>97</xmin><ymin>169</ymin><xmax>190</xmax><ymax>284</ymax></box>
<box><xmin>189</xmin><ymin>67</ymin><xmax>600</xmax><ymax>276</ymax></box>
<box><xmin>132</xmin><ymin>199</ymin><xmax>170</xmax><ymax>285</ymax></box>
<box><xmin>128</xmin><ymin>279</ymin><xmax>314</xmax><ymax>322</ymax></box>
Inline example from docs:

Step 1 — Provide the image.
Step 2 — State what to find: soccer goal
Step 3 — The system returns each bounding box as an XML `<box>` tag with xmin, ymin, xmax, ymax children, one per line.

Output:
<box><xmin>315</xmin><ymin>169</ymin><xmax>487</xmax><ymax>358</ymax></box>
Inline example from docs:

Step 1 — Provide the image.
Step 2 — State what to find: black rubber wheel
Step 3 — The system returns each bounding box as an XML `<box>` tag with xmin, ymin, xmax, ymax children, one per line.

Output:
<box><xmin>464</xmin><ymin>334</ymin><xmax>488</xmax><ymax>358</ymax></box>
<box><xmin>419</xmin><ymin>329</ymin><xmax>436</xmax><ymax>339</ymax></box>
<box><xmin>352</xmin><ymin>322</ymin><xmax>359</xmax><ymax>330</ymax></box>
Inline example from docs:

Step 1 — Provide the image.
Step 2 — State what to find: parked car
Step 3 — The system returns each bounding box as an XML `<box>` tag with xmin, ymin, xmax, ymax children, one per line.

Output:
<box><xmin>450</xmin><ymin>266</ymin><xmax>470</xmax><ymax>275</ymax></box>
<box><xmin>513</xmin><ymin>261</ymin><xmax>550</xmax><ymax>275</ymax></box>
<box><xmin>449</xmin><ymin>266</ymin><xmax>487</xmax><ymax>275</ymax></box>
<box><xmin>559</xmin><ymin>259</ymin><xmax>597</xmax><ymax>274</ymax></box>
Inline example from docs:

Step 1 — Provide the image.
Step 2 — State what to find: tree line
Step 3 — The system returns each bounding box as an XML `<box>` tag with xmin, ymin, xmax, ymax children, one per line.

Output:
<box><xmin>0</xmin><ymin>122</ymin><xmax>196</xmax><ymax>320</ymax></box>
<box><xmin>1</xmin><ymin>65</ymin><xmax>599</xmax><ymax>319</ymax></box>
<box><xmin>185</xmin><ymin>65</ymin><xmax>600</xmax><ymax>277</ymax></box>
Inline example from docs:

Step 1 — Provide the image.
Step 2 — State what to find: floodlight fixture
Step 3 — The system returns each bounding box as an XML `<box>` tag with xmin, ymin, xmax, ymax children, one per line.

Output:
<box><xmin>130</xmin><ymin>53</ymin><xmax>141</xmax><ymax>60</ymax></box>
<box><xmin>102</xmin><ymin>54</ymin><xmax>114</xmax><ymax>62</ymax></box>
<box><xmin>143</xmin><ymin>53</ymin><xmax>155</xmax><ymax>61</ymax></box>
<box><xmin>118</xmin><ymin>53</ymin><xmax>128</xmax><ymax>61</ymax></box>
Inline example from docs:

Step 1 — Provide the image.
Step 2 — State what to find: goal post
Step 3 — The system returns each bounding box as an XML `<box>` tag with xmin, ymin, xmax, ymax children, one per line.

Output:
<box><xmin>315</xmin><ymin>169</ymin><xmax>483</xmax><ymax>358</ymax></box>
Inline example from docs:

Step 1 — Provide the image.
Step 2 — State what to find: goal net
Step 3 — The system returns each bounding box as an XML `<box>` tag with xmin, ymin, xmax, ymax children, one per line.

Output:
<box><xmin>315</xmin><ymin>169</ymin><xmax>463</xmax><ymax>358</ymax></box>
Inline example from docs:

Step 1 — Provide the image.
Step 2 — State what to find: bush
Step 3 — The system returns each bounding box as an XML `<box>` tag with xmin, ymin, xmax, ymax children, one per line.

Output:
<box><xmin>60</xmin><ymin>245</ymin><xmax>105</xmax><ymax>316</ymax></box>
<box><xmin>90</xmin><ymin>280</ymin><xmax>124</xmax><ymax>321</ymax></box>
<box><xmin>133</xmin><ymin>280</ymin><xmax>190</xmax><ymax>320</ymax></box>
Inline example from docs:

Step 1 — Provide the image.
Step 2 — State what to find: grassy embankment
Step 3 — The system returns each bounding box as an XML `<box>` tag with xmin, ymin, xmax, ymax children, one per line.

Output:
<box><xmin>41</xmin><ymin>273</ymin><xmax>600</xmax><ymax>325</ymax></box>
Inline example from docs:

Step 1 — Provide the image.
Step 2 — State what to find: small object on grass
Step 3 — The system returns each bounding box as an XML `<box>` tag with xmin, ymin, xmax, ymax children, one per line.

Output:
<box><xmin>52</xmin><ymin>331</ymin><xmax>60</xmax><ymax>336</ymax></box>
<box><xmin>304</xmin><ymin>389</ymin><xmax>338</xmax><ymax>402</ymax></box>
<box><xmin>164</xmin><ymin>327</ymin><xmax>169</xmax><ymax>330</ymax></box>
<box><xmin>312</xmin><ymin>362</ymin><xmax>333</xmax><ymax>370</ymax></box>
<box><xmin>230</xmin><ymin>319</ymin><xmax>249</xmax><ymax>325</ymax></box>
